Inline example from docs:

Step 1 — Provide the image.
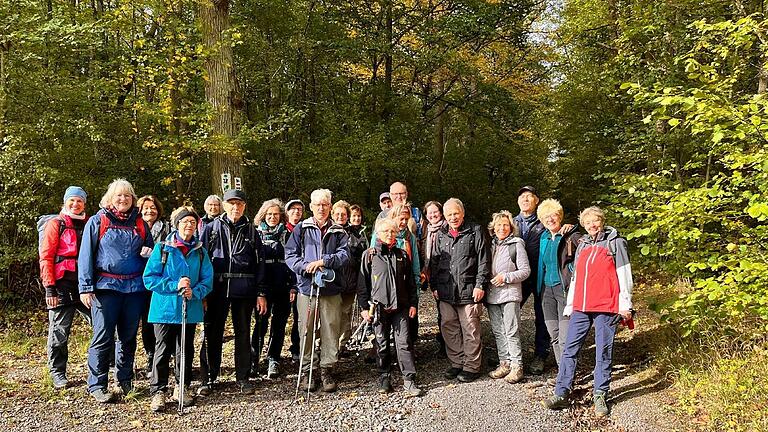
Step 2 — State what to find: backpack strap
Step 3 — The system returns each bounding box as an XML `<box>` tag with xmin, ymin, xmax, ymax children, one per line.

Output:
<box><xmin>98</xmin><ymin>213</ymin><xmax>110</xmax><ymax>241</ymax></box>
<box><xmin>507</xmin><ymin>241</ymin><xmax>517</xmax><ymax>270</ymax></box>
<box><xmin>135</xmin><ymin>218</ymin><xmax>148</xmax><ymax>242</ymax></box>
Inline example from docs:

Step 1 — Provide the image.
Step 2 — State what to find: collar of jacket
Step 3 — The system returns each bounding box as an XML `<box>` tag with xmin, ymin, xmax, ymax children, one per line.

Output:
<box><xmin>440</xmin><ymin>221</ymin><xmax>472</xmax><ymax>236</ymax></box>
<box><xmin>583</xmin><ymin>226</ymin><xmax>618</xmax><ymax>244</ymax></box>
<box><xmin>101</xmin><ymin>206</ymin><xmax>140</xmax><ymax>224</ymax></box>
<box><xmin>302</xmin><ymin>216</ymin><xmax>346</xmax><ymax>235</ymax></box>
<box><xmin>375</xmin><ymin>240</ymin><xmax>399</xmax><ymax>254</ymax></box>
<box><xmin>162</xmin><ymin>233</ymin><xmax>203</xmax><ymax>252</ymax></box>
<box><xmin>493</xmin><ymin>235</ymin><xmax>520</xmax><ymax>247</ymax></box>
<box><xmin>349</xmin><ymin>224</ymin><xmax>367</xmax><ymax>237</ymax></box>
<box><xmin>222</xmin><ymin>213</ymin><xmax>250</xmax><ymax>228</ymax></box>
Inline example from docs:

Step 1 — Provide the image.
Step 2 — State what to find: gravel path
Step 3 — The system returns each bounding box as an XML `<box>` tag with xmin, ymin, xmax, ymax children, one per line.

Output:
<box><xmin>0</xmin><ymin>295</ymin><xmax>684</xmax><ymax>431</ymax></box>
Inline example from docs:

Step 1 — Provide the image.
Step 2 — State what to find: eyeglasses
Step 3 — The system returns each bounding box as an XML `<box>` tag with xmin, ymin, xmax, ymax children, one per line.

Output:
<box><xmin>178</xmin><ymin>220</ymin><xmax>197</xmax><ymax>226</ymax></box>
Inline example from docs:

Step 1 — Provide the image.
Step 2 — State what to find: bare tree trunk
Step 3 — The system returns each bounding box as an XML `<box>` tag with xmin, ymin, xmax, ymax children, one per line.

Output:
<box><xmin>200</xmin><ymin>0</ymin><xmax>243</xmax><ymax>194</ymax></box>
<box><xmin>0</xmin><ymin>45</ymin><xmax>6</xmax><ymax>141</ymax></box>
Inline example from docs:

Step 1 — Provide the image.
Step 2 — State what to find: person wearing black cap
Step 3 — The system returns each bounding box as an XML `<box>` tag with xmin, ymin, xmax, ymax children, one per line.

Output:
<box><xmin>513</xmin><ymin>186</ymin><xmax>550</xmax><ymax>374</ymax></box>
<box><xmin>379</xmin><ymin>192</ymin><xmax>393</xmax><ymax>211</ymax></box>
<box><xmin>198</xmin><ymin>189</ymin><xmax>267</xmax><ymax>395</ymax></box>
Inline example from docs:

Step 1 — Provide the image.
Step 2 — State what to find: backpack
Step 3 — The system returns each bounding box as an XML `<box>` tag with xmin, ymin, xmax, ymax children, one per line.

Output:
<box><xmin>98</xmin><ymin>212</ymin><xmax>148</xmax><ymax>243</ymax></box>
<box><xmin>160</xmin><ymin>242</ymin><xmax>205</xmax><ymax>273</ymax></box>
<box><xmin>37</xmin><ymin>214</ymin><xmax>65</xmax><ymax>255</ymax></box>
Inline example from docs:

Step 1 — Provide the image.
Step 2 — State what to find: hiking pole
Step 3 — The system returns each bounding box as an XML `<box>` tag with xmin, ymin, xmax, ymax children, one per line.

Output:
<box><xmin>178</xmin><ymin>296</ymin><xmax>188</xmax><ymax>416</ymax></box>
<box><xmin>294</xmin><ymin>285</ymin><xmax>314</xmax><ymax>401</ymax></box>
<box><xmin>306</xmin><ymin>282</ymin><xmax>321</xmax><ymax>402</ymax></box>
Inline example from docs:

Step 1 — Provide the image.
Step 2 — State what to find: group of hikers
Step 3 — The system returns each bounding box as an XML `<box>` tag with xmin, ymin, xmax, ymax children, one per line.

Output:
<box><xmin>39</xmin><ymin>179</ymin><xmax>633</xmax><ymax>417</ymax></box>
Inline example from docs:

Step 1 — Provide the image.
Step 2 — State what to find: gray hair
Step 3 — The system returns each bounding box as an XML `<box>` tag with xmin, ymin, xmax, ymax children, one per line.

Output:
<box><xmin>310</xmin><ymin>188</ymin><xmax>332</xmax><ymax>205</ymax></box>
<box><xmin>375</xmin><ymin>217</ymin><xmax>398</xmax><ymax>234</ymax></box>
<box><xmin>579</xmin><ymin>206</ymin><xmax>606</xmax><ymax>226</ymax></box>
<box><xmin>254</xmin><ymin>198</ymin><xmax>285</xmax><ymax>226</ymax></box>
<box><xmin>443</xmin><ymin>197</ymin><xmax>465</xmax><ymax>214</ymax></box>
<box><xmin>488</xmin><ymin>210</ymin><xmax>520</xmax><ymax>237</ymax></box>
<box><xmin>204</xmin><ymin>194</ymin><xmax>222</xmax><ymax>206</ymax></box>
<box><xmin>99</xmin><ymin>178</ymin><xmax>137</xmax><ymax>209</ymax></box>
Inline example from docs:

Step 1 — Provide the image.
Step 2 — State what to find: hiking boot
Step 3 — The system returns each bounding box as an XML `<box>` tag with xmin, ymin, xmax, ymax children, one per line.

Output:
<box><xmin>529</xmin><ymin>356</ymin><xmax>545</xmax><ymax>375</ymax></box>
<box><xmin>52</xmin><ymin>374</ymin><xmax>69</xmax><ymax>389</ymax></box>
<box><xmin>237</xmin><ymin>380</ymin><xmax>255</xmax><ymax>395</ymax></box>
<box><xmin>150</xmin><ymin>392</ymin><xmax>166</xmax><ymax>412</ymax></box>
<box><xmin>457</xmin><ymin>371</ymin><xmax>481</xmax><ymax>383</ymax></box>
<box><xmin>300</xmin><ymin>372</ymin><xmax>320</xmax><ymax>392</ymax></box>
<box><xmin>320</xmin><ymin>368</ymin><xmax>337</xmax><ymax>392</ymax></box>
<box><xmin>378</xmin><ymin>374</ymin><xmax>393</xmax><ymax>394</ymax></box>
<box><xmin>173</xmin><ymin>385</ymin><xmax>194</xmax><ymax>407</ymax></box>
<box><xmin>504</xmin><ymin>366</ymin><xmax>524</xmax><ymax>384</ymax></box>
<box><xmin>443</xmin><ymin>367</ymin><xmax>462</xmax><ymax>380</ymax></box>
<box><xmin>197</xmin><ymin>382</ymin><xmax>213</xmax><ymax>396</ymax></box>
<box><xmin>543</xmin><ymin>393</ymin><xmax>570</xmax><ymax>410</ymax></box>
<box><xmin>90</xmin><ymin>387</ymin><xmax>115</xmax><ymax>403</ymax></box>
<box><xmin>403</xmin><ymin>379</ymin><xmax>424</xmax><ymax>397</ymax></box>
<box><xmin>594</xmin><ymin>391</ymin><xmax>610</xmax><ymax>418</ymax></box>
<box><xmin>118</xmin><ymin>381</ymin><xmax>134</xmax><ymax>396</ymax></box>
<box><xmin>267</xmin><ymin>358</ymin><xmax>280</xmax><ymax>379</ymax></box>
<box><xmin>489</xmin><ymin>362</ymin><xmax>511</xmax><ymax>379</ymax></box>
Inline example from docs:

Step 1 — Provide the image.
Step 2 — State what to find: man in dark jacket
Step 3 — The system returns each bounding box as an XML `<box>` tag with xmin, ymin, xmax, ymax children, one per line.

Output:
<box><xmin>514</xmin><ymin>185</ymin><xmax>550</xmax><ymax>374</ymax></box>
<box><xmin>358</xmin><ymin>218</ymin><xmax>424</xmax><ymax>397</ymax></box>
<box><xmin>429</xmin><ymin>198</ymin><xmax>491</xmax><ymax>383</ymax></box>
<box><xmin>198</xmin><ymin>189</ymin><xmax>267</xmax><ymax>395</ymax></box>
<box><xmin>285</xmin><ymin>189</ymin><xmax>350</xmax><ymax>393</ymax></box>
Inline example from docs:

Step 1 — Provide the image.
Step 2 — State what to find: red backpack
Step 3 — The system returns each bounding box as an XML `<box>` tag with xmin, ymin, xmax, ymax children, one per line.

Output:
<box><xmin>98</xmin><ymin>213</ymin><xmax>148</xmax><ymax>243</ymax></box>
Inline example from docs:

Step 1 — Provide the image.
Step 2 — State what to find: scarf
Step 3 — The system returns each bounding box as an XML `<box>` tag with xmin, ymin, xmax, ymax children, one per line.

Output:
<box><xmin>426</xmin><ymin>220</ymin><xmax>445</xmax><ymax>260</ymax></box>
<box><xmin>61</xmin><ymin>208</ymin><xmax>86</xmax><ymax>220</ymax></box>
<box><xmin>259</xmin><ymin>221</ymin><xmax>287</xmax><ymax>243</ymax></box>
<box><xmin>174</xmin><ymin>231</ymin><xmax>196</xmax><ymax>256</ymax></box>
<box><xmin>106</xmin><ymin>205</ymin><xmax>131</xmax><ymax>221</ymax></box>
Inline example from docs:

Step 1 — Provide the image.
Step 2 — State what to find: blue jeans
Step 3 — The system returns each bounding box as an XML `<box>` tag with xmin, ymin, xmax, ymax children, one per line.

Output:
<box><xmin>86</xmin><ymin>290</ymin><xmax>144</xmax><ymax>392</ymax></box>
<box><xmin>555</xmin><ymin>311</ymin><xmax>618</xmax><ymax>397</ymax></box>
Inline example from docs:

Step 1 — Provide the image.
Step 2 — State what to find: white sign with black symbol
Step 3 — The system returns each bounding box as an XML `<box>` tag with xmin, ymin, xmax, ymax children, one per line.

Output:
<box><xmin>221</xmin><ymin>173</ymin><xmax>231</xmax><ymax>193</ymax></box>
<box><xmin>234</xmin><ymin>177</ymin><xmax>242</xmax><ymax>191</ymax></box>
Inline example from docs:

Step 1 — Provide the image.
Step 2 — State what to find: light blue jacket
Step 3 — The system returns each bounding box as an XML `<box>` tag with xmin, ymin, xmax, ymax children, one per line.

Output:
<box><xmin>143</xmin><ymin>234</ymin><xmax>213</xmax><ymax>324</ymax></box>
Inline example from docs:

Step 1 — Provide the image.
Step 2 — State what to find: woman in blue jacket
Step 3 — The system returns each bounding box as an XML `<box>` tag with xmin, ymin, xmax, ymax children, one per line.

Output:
<box><xmin>144</xmin><ymin>207</ymin><xmax>213</xmax><ymax>412</ymax></box>
<box><xmin>78</xmin><ymin>179</ymin><xmax>154</xmax><ymax>403</ymax></box>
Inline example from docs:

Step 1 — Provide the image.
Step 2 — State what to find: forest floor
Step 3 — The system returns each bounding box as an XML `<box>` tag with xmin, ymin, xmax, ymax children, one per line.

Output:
<box><xmin>0</xmin><ymin>284</ymin><xmax>686</xmax><ymax>431</ymax></box>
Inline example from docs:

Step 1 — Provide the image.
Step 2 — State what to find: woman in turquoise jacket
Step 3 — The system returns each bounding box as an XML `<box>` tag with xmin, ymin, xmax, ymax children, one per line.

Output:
<box><xmin>143</xmin><ymin>206</ymin><xmax>213</xmax><ymax>412</ymax></box>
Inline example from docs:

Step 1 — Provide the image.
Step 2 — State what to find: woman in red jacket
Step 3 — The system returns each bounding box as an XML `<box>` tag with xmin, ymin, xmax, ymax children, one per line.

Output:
<box><xmin>543</xmin><ymin>206</ymin><xmax>633</xmax><ymax>418</ymax></box>
<box><xmin>39</xmin><ymin>186</ymin><xmax>90</xmax><ymax>390</ymax></box>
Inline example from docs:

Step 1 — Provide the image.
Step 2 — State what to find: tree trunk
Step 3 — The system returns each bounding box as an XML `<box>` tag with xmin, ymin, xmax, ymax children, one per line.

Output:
<box><xmin>200</xmin><ymin>0</ymin><xmax>243</xmax><ymax>194</ymax></box>
<box><xmin>0</xmin><ymin>46</ymin><xmax>6</xmax><ymax>141</ymax></box>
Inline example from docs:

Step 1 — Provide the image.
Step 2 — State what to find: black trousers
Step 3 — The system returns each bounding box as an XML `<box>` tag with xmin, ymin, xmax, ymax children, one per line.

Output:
<box><xmin>150</xmin><ymin>323</ymin><xmax>195</xmax><ymax>394</ymax></box>
<box><xmin>251</xmin><ymin>287</ymin><xmax>292</xmax><ymax>368</ymax></box>
<box><xmin>199</xmin><ymin>295</ymin><xmax>255</xmax><ymax>383</ymax></box>
<box><xmin>520</xmin><ymin>279</ymin><xmax>551</xmax><ymax>359</ymax></box>
<box><xmin>289</xmin><ymin>300</ymin><xmax>300</xmax><ymax>357</ymax></box>
<box><xmin>141</xmin><ymin>292</ymin><xmax>155</xmax><ymax>369</ymax></box>
<box><xmin>376</xmin><ymin>309</ymin><xmax>416</xmax><ymax>380</ymax></box>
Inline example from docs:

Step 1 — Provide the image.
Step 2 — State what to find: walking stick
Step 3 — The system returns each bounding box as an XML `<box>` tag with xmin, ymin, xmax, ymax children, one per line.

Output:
<box><xmin>294</xmin><ymin>284</ymin><xmax>314</xmax><ymax>401</ymax></box>
<box><xmin>178</xmin><ymin>296</ymin><xmax>188</xmax><ymax>416</ymax></box>
<box><xmin>306</xmin><ymin>282</ymin><xmax>321</xmax><ymax>402</ymax></box>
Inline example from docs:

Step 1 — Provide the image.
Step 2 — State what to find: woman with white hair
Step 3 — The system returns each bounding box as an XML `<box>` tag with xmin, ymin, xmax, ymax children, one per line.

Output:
<box><xmin>543</xmin><ymin>206</ymin><xmax>633</xmax><ymax>418</ymax></box>
<box><xmin>199</xmin><ymin>194</ymin><xmax>222</xmax><ymax>231</ymax></box>
<box><xmin>78</xmin><ymin>179</ymin><xmax>154</xmax><ymax>403</ymax></box>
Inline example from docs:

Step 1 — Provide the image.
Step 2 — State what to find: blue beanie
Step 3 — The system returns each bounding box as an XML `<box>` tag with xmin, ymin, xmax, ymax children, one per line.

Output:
<box><xmin>63</xmin><ymin>186</ymin><xmax>87</xmax><ymax>203</ymax></box>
